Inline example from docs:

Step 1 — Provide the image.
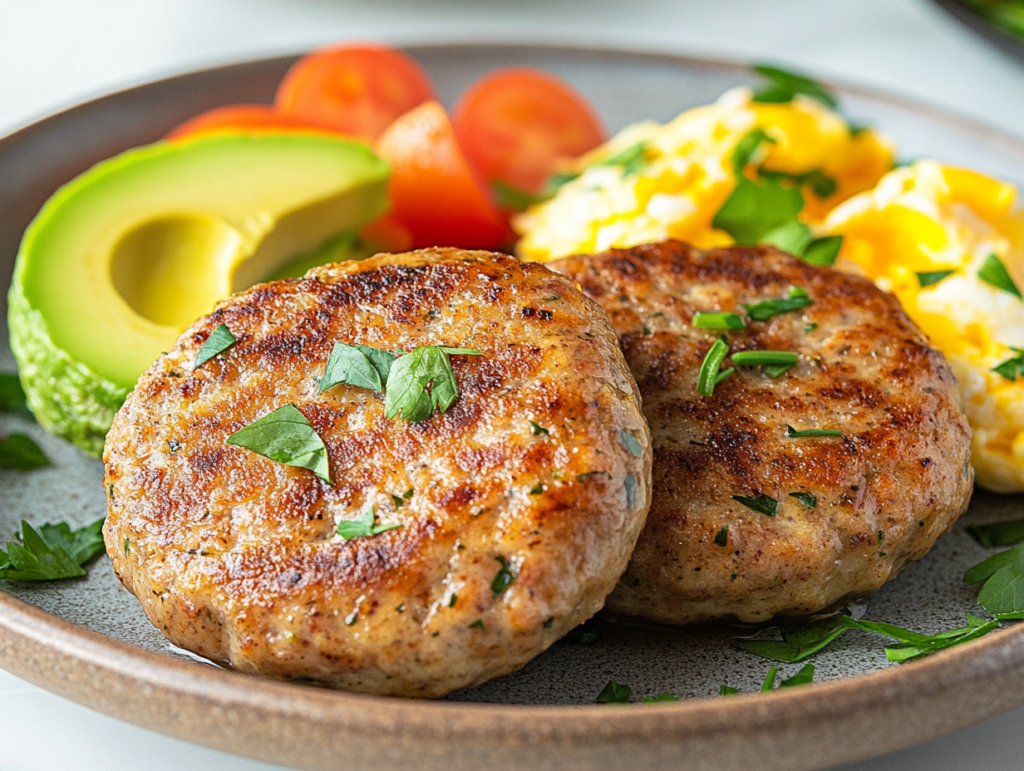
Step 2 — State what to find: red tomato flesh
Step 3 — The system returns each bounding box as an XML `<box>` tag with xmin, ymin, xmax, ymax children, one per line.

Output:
<box><xmin>376</xmin><ymin>101</ymin><xmax>508</xmax><ymax>250</ymax></box>
<box><xmin>275</xmin><ymin>44</ymin><xmax>436</xmax><ymax>142</ymax></box>
<box><xmin>451</xmin><ymin>67</ymin><xmax>606</xmax><ymax>193</ymax></box>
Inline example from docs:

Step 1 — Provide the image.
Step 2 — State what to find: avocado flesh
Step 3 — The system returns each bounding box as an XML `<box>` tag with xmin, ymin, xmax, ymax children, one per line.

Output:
<box><xmin>8</xmin><ymin>133</ymin><xmax>390</xmax><ymax>456</ymax></box>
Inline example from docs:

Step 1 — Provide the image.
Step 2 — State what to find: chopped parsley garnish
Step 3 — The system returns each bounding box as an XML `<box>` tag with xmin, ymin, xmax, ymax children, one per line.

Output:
<box><xmin>992</xmin><ymin>348</ymin><xmax>1024</xmax><ymax>381</ymax></box>
<box><xmin>714</xmin><ymin>525</ymin><xmax>729</xmax><ymax>547</ymax></box>
<box><xmin>737</xmin><ymin>618</ymin><xmax>845</xmax><ymax>662</ymax></box>
<box><xmin>491</xmin><ymin>556</ymin><xmax>515</xmax><ymax>595</ymax></box>
<box><xmin>468</xmin><ymin>619</ymin><xmax>484</xmax><ymax>629</ymax></box>
<box><xmin>227</xmin><ymin>403</ymin><xmax>331</xmax><ymax>483</ymax></box>
<box><xmin>915</xmin><ymin>269</ymin><xmax>957</xmax><ymax>288</ymax></box>
<box><xmin>719</xmin><ymin>685</ymin><xmax>740</xmax><ymax>696</ymax></box>
<box><xmin>530</xmin><ymin>421</ymin><xmax>550</xmax><ymax>436</ymax></box>
<box><xmin>964</xmin><ymin>544</ymin><xmax>1024</xmax><ymax>614</ymax></box>
<box><xmin>760</xmin><ymin>219</ymin><xmax>813</xmax><ymax>255</ymax></box>
<box><xmin>967</xmin><ymin>519</ymin><xmax>1024</xmax><ymax>548</ymax></box>
<box><xmin>840</xmin><ymin>615</ymin><xmax>1003</xmax><ymax>662</ymax></box>
<box><xmin>804</xmin><ymin>322</ymin><xmax>818</xmax><ymax>333</ymax></box>
<box><xmin>529</xmin><ymin>482</ymin><xmax>543</xmax><ymax>495</ymax></box>
<box><xmin>577</xmin><ymin>470</ymin><xmax>608</xmax><ymax>483</ymax></box>
<box><xmin>786</xmin><ymin>425</ymin><xmax>843</xmax><ymax>438</ymax></box>
<box><xmin>0</xmin><ymin>433</ymin><xmax>50</xmax><ymax>470</ymax></box>
<box><xmin>759</xmin><ymin>168</ymin><xmax>838</xmax><ymax>199</ymax></box>
<box><xmin>597</xmin><ymin>141</ymin><xmax>650</xmax><ymax>177</ymax></box>
<box><xmin>194</xmin><ymin>323</ymin><xmax>236</xmax><ymax>369</ymax></box>
<box><xmin>0</xmin><ymin>518</ymin><xmax>105</xmax><ymax>581</ymax></box>
<box><xmin>712</xmin><ymin>175</ymin><xmax>805</xmax><ymax>247</ymax></box>
<box><xmin>801</xmin><ymin>235</ymin><xmax>843</xmax><ymax>267</ymax></box>
<box><xmin>789</xmin><ymin>492</ymin><xmax>817</xmax><ymax>509</ymax></box>
<box><xmin>384</xmin><ymin>346</ymin><xmax>482</xmax><ymax>422</ymax></box>
<box><xmin>743</xmin><ymin>287</ymin><xmax>813</xmax><ymax>321</ymax></box>
<box><xmin>0</xmin><ymin>373</ymin><xmax>32</xmax><ymax>420</ymax></box>
<box><xmin>751</xmin><ymin>64</ymin><xmax>839</xmax><ymax>110</ymax></box>
<box><xmin>732</xmin><ymin>128</ymin><xmax>776</xmax><ymax>174</ymax></box>
<box><xmin>320</xmin><ymin>342</ymin><xmax>395</xmax><ymax>393</ymax></box>
<box><xmin>697</xmin><ymin>336</ymin><xmax>734</xmax><ymax>396</ymax></box>
<box><xmin>596</xmin><ymin>680</ymin><xmax>633</xmax><ymax>704</ymax></box>
<box><xmin>335</xmin><ymin>505</ymin><xmax>402</xmax><ymax>540</ymax></box>
<box><xmin>732</xmin><ymin>494</ymin><xmax>778</xmax><ymax>517</ymax></box>
<box><xmin>391</xmin><ymin>488</ymin><xmax>414</xmax><ymax>508</ymax></box>
<box><xmin>978</xmin><ymin>253</ymin><xmax>1023</xmax><ymax>299</ymax></box>
<box><xmin>490</xmin><ymin>179</ymin><xmax>549</xmax><ymax>211</ymax></box>
<box><xmin>693</xmin><ymin>311</ymin><xmax>746</xmax><ymax>330</ymax></box>
<box><xmin>448</xmin><ymin>594</ymin><xmax>458</xmax><ymax>608</ymax></box>
<box><xmin>642</xmin><ymin>693</ymin><xmax>681</xmax><ymax>703</ymax></box>
<box><xmin>722</xmin><ymin>663</ymin><xmax>816</xmax><ymax>696</ymax></box>
<box><xmin>620</xmin><ymin>429</ymin><xmax>644</xmax><ymax>457</ymax></box>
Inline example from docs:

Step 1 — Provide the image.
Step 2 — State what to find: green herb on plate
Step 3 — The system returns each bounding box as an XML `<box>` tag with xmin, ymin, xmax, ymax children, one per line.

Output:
<box><xmin>992</xmin><ymin>348</ymin><xmax>1024</xmax><ymax>382</ymax></box>
<box><xmin>743</xmin><ymin>288</ymin><xmax>814</xmax><ymax>321</ymax></box>
<box><xmin>0</xmin><ymin>518</ymin><xmax>105</xmax><ymax>581</ymax></box>
<box><xmin>384</xmin><ymin>346</ymin><xmax>481</xmax><ymax>422</ymax></box>
<box><xmin>737</xmin><ymin>619</ymin><xmax>847</xmax><ymax>663</ymax></box>
<box><xmin>732</xmin><ymin>494</ymin><xmax>778</xmax><ymax>517</ymax></box>
<box><xmin>693</xmin><ymin>311</ymin><xmax>746</xmax><ymax>330</ymax></box>
<box><xmin>967</xmin><ymin>519</ymin><xmax>1024</xmax><ymax>548</ymax></box>
<box><xmin>964</xmin><ymin>545</ymin><xmax>1024</xmax><ymax>614</ymax></box>
<box><xmin>596</xmin><ymin>680</ymin><xmax>633</xmax><ymax>704</ymax></box>
<box><xmin>915</xmin><ymin>269</ymin><xmax>957</xmax><ymax>288</ymax></box>
<box><xmin>0</xmin><ymin>433</ymin><xmax>50</xmax><ymax>470</ymax></box>
<box><xmin>789</xmin><ymin>492</ymin><xmax>818</xmax><ymax>509</ymax></box>
<box><xmin>491</xmin><ymin>555</ymin><xmax>515</xmax><ymax>595</ymax></box>
<box><xmin>786</xmin><ymin>425</ymin><xmax>843</xmax><ymax>438</ymax></box>
<box><xmin>697</xmin><ymin>336</ymin><xmax>734</xmax><ymax>396</ymax></box>
<box><xmin>320</xmin><ymin>342</ymin><xmax>395</xmax><ymax>392</ymax></box>
<box><xmin>751</xmin><ymin>65</ymin><xmax>839</xmax><ymax>110</ymax></box>
<box><xmin>978</xmin><ymin>253</ymin><xmax>1022</xmax><ymax>299</ymax></box>
<box><xmin>194</xmin><ymin>323</ymin><xmax>236</xmax><ymax>369</ymax></box>
<box><xmin>801</xmin><ymin>236</ymin><xmax>843</xmax><ymax>267</ymax></box>
<box><xmin>336</xmin><ymin>505</ymin><xmax>402</xmax><ymax>540</ymax></box>
<box><xmin>841</xmin><ymin>614</ymin><xmax>1003</xmax><ymax>662</ymax></box>
<box><xmin>0</xmin><ymin>373</ymin><xmax>32</xmax><ymax>420</ymax></box>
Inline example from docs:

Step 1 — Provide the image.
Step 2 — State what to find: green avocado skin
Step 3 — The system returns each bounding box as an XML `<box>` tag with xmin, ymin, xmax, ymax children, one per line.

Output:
<box><xmin>8</xmin><ymin>275</ymin><xmax>128</xmax><ymax>458</ymax></box>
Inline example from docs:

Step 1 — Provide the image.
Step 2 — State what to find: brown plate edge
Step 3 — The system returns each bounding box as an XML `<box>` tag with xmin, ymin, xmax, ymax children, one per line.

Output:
<box><xmin>2</xmin><ymin>42</ymin><xmax>1024</xmax><ymax>771</ymax></box>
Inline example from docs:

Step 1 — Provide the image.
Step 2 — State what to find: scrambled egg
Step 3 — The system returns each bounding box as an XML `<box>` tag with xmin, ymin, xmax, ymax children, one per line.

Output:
<box><xmin>823</xmin><ymin>161</ymin><xmax>1024</xmax><ymax>492</ymax></box>
<box><xmin>514</xmin><ymin>87</ymin><xmax>894</xmax><ymax>263</ymax></box>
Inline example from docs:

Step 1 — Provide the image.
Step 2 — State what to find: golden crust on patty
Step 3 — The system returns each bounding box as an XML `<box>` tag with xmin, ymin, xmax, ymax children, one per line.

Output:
<box><xmin>103</xmin><ymin>249</ymin><xmax>651</xmax><ymax>697</ymax></box>
<box><xmin>549</xmin><ymin>240</ymin><xmax>973</xmax><ymax>625</ymax></box>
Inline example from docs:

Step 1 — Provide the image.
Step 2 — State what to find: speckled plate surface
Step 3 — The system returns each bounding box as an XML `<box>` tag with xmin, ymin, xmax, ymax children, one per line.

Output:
<box><xmin>3</xmin><ymin>44</ymin><xmax>1024</xmax><ymax>771</ymax></box>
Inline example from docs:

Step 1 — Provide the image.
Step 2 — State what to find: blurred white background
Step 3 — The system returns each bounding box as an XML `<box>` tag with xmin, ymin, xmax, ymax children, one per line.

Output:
<box><xmin>2</xmin><ymin>0</ymin><xmax>1024</xmax><ymax>769</ymax></box>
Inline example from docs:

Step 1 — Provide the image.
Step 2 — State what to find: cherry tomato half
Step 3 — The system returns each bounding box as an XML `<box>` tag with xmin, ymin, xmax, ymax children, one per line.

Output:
<box><xmin>451</xmin><ymin>67</ymin><xmax>606</xmax><ymax>193</ymax></box>
<box><xmin>376</xmin><ymin>101</ymin><xmax>508</xmax><ymax>250</ymax></box>
<box><xmin>165</xmin><ymin>104</ymin><xmax>330</xmax><ymax>140</ymax></box>
<box><xmin>275</xmin><ymin>44</ymin><xmax>436</xmax><ymax>142</ymax></box>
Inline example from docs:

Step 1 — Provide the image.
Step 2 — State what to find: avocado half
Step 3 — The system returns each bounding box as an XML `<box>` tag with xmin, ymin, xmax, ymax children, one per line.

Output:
<box><xmin>8</xmin><ymin>133</ymin><xmax>390</xmax><ymax>457</ymax></box>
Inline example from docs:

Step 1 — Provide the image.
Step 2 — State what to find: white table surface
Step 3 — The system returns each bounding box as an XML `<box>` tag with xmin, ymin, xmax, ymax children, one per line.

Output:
<box><xmin>2</xmin><ymin>0</ymin><xmax>1024</xmax><ymax>768</ymax></box>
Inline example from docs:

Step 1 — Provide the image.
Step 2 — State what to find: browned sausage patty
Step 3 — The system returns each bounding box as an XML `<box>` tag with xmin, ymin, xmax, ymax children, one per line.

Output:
<box><xmin>549</xmin><ymin>240</ymin><xmax>973</xmax><ymax>625</ymax></box>
<box><xmin>103</xmin><ymin>248</ymin><xmax>651</xmax><ymax>697</ymax></box>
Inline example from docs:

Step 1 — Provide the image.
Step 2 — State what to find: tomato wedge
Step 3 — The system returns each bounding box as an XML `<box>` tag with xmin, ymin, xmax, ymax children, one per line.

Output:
<box><xmin>451</xmin><ymin>67</ymin><xmax>606</xmax><ymax>193</ymax></box>
<box><xmin>376</xmin><ymin>101</ymin><xmax>508</xmax><ymax>250</ymax></box>
<box><xmin>165</xmin><ymin>104</ymin><xmax>330</xmax><ymax>140</ymax></box>
<box><xmin>275</xmin><ymin>44</ymin><xmax>436</xmax><ymax>142</ymax></box>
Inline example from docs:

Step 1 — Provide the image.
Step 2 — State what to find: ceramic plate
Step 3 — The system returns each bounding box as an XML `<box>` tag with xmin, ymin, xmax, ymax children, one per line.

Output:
<box><xmin>3</xmin><ymin>44</ymin><xmax>1024</xmax><ymax>771</ymax></box>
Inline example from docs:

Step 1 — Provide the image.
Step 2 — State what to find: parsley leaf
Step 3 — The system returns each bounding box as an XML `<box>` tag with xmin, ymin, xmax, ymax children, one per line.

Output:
<box><xmin>737</xmin><ymin>619</ymin><xmax>846</xmax><ymax>663</ymax></box>
<box><xmin>759</xmin><ymin>169</ymin><xmax>838</xmax><ymax>199</ymax></box>
<box><xmin>786</xmin><ymin>425</ymin><xmax>843</xmax><ymax>438</ymax></box>
<box><xmin>596</xmin><ymin>680</ymin><xmax>633</xmax><ymax>704</ymax></box>
<box><xmin>194</xmin><ymin>323</ymin><xmax>236</xmax><ymax>369</ymax></box>
<box><xmin>779</xmin><ymin>663</ymin><xmax>816</xmax><ymax>687</ymax></box>
<box><xmin>732</xmin><ymin>494</ymin><xmax>778</xmax><ymax>517</ymax></box>
<box><xmin>967</xmin><ymin>519</ymin><xmax>1024</xmax><ymax>548</ymax></box>
<box><xmin>0</xmin><ymin>433</ymin><xmax>50</xmax><ymax>470</ymax></box>
<box><xmin>978</xmin><ymin>253</ymin><xmax>1023</xmax><ymax>299</ymax></box>
<box><xmin>336</xmin><ymin>505</ymin><xmax>401</xmax><ymax>540</ymax></box>
<box><xmin>719</xmin><ymin>685</ymin><xmax>740</xmax><ymax>696</ymax></box>
<box><xmin>802</xmin><ymin>236</ymin><xmax>843</xmax><ymax>267</ymax></box>
<box><xmin>841</xmin><ymin>615</ymin><xmax>1001</xmax><ymax>662</ymax></box>
<box><xmin>965</xmin><ymin>544</ymin><xmax>1024</xmax><ymax>614</ymax></box>
<box><xmin>916</xmin><ymin>269</ymin><xmax>957</xmax><ymax>288</ymax></box>
<box><xmin>0</xmin><ymin>373</ymin><xmax>32</xmax><ymax>420</ymax></box>
<box><xmin>732</xmin><ymin>129</ymin><xmax>777</xmax><ymax>174</ymax></box>
<box><xmin>693</xmin><ymin>311</ymin><xmax>746</xmax><ymax>330</ymax></box>
<box><xmin>751</xmin><ymin>65</ymin><xmax>839</xmax><ymax>110</ymax></box>
<box><xmin>320</xmin><ymin>342</ymin><xmax>395</xmax><ymax>393</ymax></box>
<box><xmin>597</xmin><ymin>142</ymin><xmax>650</xmax><ymax>177</ymax></box>
<box><xmin>227</xmin><ymin>404</ymin><xmax>331</xmax><ymax>483</ymax></box>
<box><xmin>714</xmin><ymin>525</ymin><xmax>729</xmax><ymax>547</ymax></box>
<box><xmin>491</xmin><ymin>555</ymin><xmax>515</xmax><ymax>595</ymax></box>
<box><xmin>0</xmin><ymin>519</ymin><xmax>105</xmax><ymax>581</ymax></box>
<box><xmin>620</xmin><ymin>429</ymin><xmax>644</xmax><ymax>457</ymax></box>
<box><xmin>384</xmin><ymin>346</ymin><xmax>481</xmax><ymax>422</ymax></box>
<box><xmin>743</xmin><ymin>288</ymin><xmax>814</xmax><ymax>321</ymax></box>
<box><xmin>789</xmin><ymin>492</ymin><xmax>817</xmax><ymax>509</ymax></box>
<box><xmin>491</xmin><ymin>179</ymin><xmax>550</xmax><ymax>211</ymax></box>
<box><xmin>697</xmin><ymin>336</ymin><xmax>733</xmax><ymax>396</ymax></box>
<box><xmin>712</xmin><ymin>175</ymin><xmax>805</xmax><ymax>246</ymax></box>
<box><xmin>760</xmin><ymin>219</ymin><xmax>813</xmax><ymax>255</ymax></box>
<box><xmin>992</xmin><ymin>348</ymin><xmax>1024</xmax><ymax>381</ymax></box>
<box><xmin>530</xmin><ymin>421</ymin><xmax>550</xmax><ymax>436</ymax></box>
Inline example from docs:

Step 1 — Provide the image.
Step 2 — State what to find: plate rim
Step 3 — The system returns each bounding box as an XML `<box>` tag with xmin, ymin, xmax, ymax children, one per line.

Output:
<box><xmin>4</xmin><ymin>41</ymin><xmax>1024</xmax><ymax>771</ymax></box>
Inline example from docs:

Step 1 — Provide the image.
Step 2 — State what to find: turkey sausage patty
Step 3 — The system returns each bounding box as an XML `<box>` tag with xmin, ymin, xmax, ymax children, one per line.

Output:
<box><xmin>549</xmin><ymin>240</ymin><xmax>972</xmax><ymax>625</ymax></box>
<box><xmin>103</xmin><ymin>249</ymin><xmax>651</xmax><ymax>697</ymax></box>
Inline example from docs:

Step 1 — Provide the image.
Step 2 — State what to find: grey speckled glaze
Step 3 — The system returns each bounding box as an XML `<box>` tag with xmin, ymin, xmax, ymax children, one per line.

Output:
<box><xmin>3</xmin><ymin>44</ymin><xmax>1024</xmax><ymax>771</ymax></box>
